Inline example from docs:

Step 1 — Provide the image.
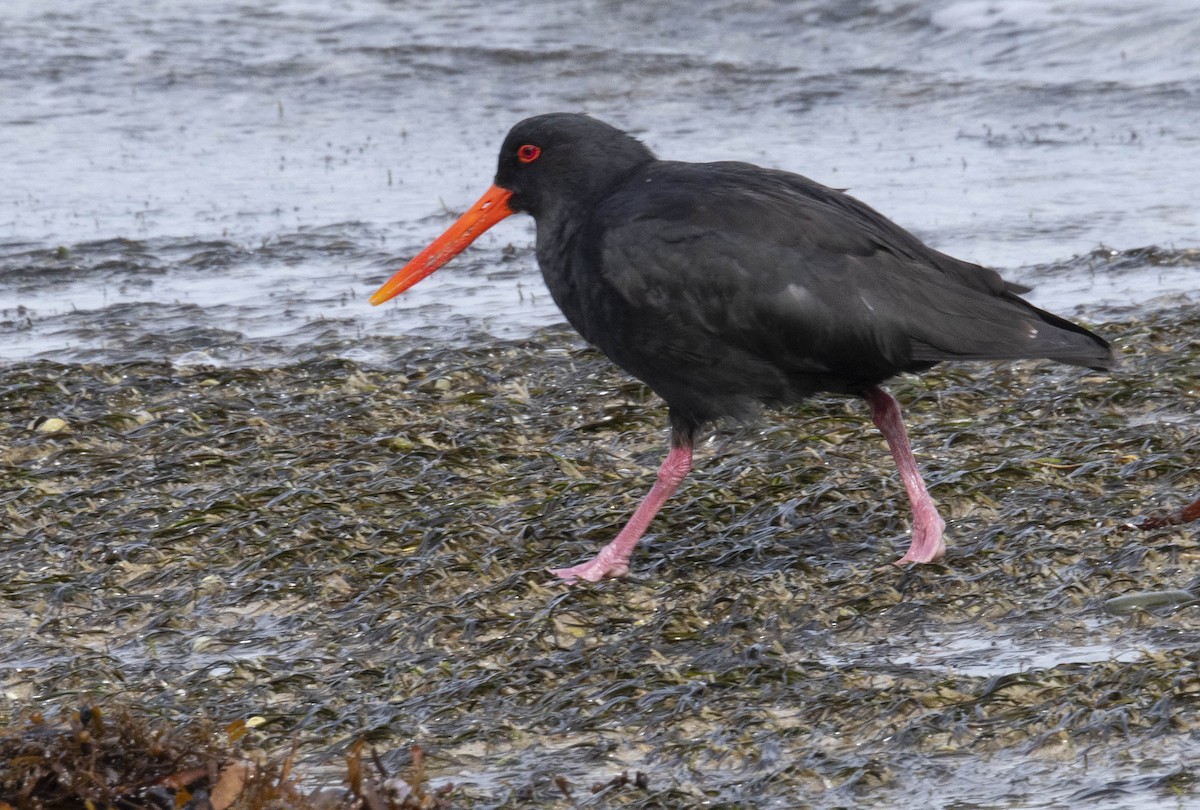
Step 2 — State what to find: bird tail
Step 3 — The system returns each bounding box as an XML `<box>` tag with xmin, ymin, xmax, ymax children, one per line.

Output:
<box><xmin>906</xmin><ymin>291</ymin><xmax>1115</xmax><ymax>371</ymax></box>
<box><xmin>1015</xmin><ymin>298</ymin><xmax>1115</xmax><ymax>371</ymax></box>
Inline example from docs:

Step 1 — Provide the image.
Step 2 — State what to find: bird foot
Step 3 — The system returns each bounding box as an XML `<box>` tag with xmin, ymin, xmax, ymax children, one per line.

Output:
<box><xmin>548</xmin><ymin>553</ymin><xmax>630</xmax><ymax>583</ymax></box>
<box><xmin>893</xmin><ymin>513</ymin><xmax>947</xmax><ymax>566</ymax></box>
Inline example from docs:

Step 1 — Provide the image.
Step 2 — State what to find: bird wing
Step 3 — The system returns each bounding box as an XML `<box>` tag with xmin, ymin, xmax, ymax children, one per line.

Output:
<box><xmin>589</xmin><ymin>162</ymin><xmax>1088</xmax><ymax>378</ymax></box>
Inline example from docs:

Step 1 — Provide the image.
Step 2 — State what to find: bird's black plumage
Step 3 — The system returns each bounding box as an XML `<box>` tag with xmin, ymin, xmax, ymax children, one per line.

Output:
<box><xmin>372</xmin><ymin>112</ymin><xmax>1113</xmax><ymax>581</ymax></box>
<box><xmin>497</xmin><ymin>113</ymin><xmax>1111</xmax><ymax>436</ymax></box>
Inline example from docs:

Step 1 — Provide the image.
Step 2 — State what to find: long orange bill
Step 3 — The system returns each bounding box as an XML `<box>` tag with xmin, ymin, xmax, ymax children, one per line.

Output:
<box><xmin>369</xmin><ymin>184</ymin><xmax>515</xmax><ymax>306</ymax></box>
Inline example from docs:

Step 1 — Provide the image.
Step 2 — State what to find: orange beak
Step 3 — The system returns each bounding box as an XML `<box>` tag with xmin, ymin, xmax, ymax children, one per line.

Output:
<box><xmin>369</xmin><ymin>184</ymin><xmax>516</xmax><ymax>306</ymax></box>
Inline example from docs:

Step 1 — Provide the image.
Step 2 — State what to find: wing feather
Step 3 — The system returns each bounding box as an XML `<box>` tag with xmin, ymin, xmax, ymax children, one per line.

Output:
<box><xmin>587</xmin><ymin>162</ymin><xmax>1106</xmax><ymax>380</ymax></box>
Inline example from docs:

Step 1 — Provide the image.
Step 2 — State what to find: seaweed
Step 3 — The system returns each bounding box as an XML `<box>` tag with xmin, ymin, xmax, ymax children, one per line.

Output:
<box><xmin>1</xmin><ymin>307</ymin><xmax>1198</xmax><ymax>807</ymax></box>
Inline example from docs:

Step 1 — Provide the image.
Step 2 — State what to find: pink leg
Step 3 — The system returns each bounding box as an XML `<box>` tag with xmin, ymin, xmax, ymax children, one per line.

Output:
<box><xmin>550</xmin><ymin>439</ymin><xmax>693</xmax><ymax>583</ymax></box>
<box><xmin>865</xmin><ymin>386</ymin><xmax>946</xmax><ymax>565</ymax></box>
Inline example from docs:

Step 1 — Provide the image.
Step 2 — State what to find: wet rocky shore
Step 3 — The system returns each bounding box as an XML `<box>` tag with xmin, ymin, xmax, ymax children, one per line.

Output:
<box><xmin>1</xmin><ymin>306</ymin><xmax>1197</xmax><ymax>808</ymax></box>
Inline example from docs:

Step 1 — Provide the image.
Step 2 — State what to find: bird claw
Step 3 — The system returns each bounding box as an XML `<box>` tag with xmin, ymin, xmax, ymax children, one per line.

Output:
<box><xmin>548</xmin><ymin>558</ymin><xmax>629</xmax><ymax>583</ymax></box>
<box><xmin>893</xmin><ymin>514</ymin><xmax>947</xmax><ymax>566</ymax></box>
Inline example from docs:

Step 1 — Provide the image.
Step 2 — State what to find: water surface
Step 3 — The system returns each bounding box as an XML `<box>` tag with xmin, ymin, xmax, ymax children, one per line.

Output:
<box><xmin>2</xmin><ymin>0</ymin><xmax>1197</xmax><ymax>364</ymax></box>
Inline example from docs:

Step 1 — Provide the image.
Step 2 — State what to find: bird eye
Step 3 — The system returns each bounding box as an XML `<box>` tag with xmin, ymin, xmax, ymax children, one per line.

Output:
<box><xmin>517</xmin><ymin>144</ymin><xmax>541</xmax><ymax>163</ymax></box>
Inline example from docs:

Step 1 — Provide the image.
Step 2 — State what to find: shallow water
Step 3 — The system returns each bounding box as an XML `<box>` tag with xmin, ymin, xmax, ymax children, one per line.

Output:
<box><xmin>2</xmin><ymin>0</ymin><xmax>1198</xmax><ymax>364</ymax></box>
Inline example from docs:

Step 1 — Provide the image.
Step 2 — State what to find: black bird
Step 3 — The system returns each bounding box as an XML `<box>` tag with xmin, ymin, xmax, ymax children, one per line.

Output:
<box><xmin>370</xmin><ymin>113</ymin><xmax>1113</xmax><ymax>582</ymax></box>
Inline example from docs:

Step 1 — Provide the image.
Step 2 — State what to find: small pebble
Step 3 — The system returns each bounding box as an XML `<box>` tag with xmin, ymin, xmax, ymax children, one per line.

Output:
<box><xmin>1103</xmin><ymin>590</ymin><xmax>1199</xmax><ymax>616</ymax></box>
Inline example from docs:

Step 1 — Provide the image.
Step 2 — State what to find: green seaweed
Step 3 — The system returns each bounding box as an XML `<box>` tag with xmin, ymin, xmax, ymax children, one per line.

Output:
<box><xmin>1</xmin><ymin>307</ymin><xmax>1198</xmax><ymax>808</ymax></box>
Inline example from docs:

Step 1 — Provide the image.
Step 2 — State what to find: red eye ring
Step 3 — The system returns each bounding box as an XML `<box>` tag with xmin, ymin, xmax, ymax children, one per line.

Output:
<box><xmin>517</xmin><ymin>144</ymin><xmax>541</xmax><ymax>163</ymax></box>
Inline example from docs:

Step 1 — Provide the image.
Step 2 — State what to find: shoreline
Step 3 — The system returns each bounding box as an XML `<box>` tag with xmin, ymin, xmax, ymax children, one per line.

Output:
<box><xmin>1</xmin><ymin>304</ymin><xmax>1197</xmax><ymax>807</ymax></box>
